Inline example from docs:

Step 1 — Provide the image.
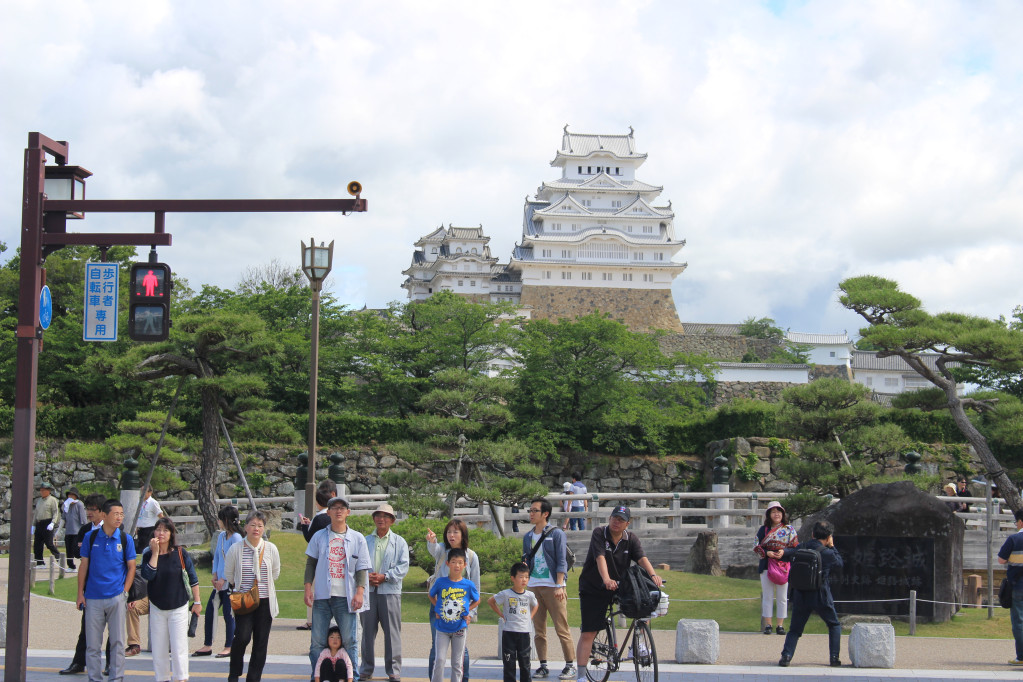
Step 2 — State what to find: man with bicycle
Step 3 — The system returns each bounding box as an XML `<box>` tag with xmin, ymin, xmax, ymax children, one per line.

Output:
<box><xmin>575</xmin><ymin>506</ymin><xmax>663</xmax><ymax>682</ymax></box>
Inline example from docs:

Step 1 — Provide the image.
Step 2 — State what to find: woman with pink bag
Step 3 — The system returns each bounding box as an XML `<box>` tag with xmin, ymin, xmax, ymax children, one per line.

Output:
<box><xmin>753</xmin><ymin>500</ymin><xmax>799</xmax><ymax>635</ymax></box>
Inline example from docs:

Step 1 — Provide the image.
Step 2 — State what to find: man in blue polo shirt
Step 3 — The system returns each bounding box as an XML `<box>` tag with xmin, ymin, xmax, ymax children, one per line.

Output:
<box><xmin>999</xmin><ymin>509</ymin><xmax>1023</xmax><ymax>666</ymax></box>
<box><xmin>77</xmin><ymin>499</ymin><xmax>136</xmax><ymax>682</ymax></box>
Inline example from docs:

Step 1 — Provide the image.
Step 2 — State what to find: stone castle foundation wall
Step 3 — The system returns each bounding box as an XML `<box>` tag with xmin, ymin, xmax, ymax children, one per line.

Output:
<box><xmin>520</xmin><ymin>285</ymin><xmax>684</xmax><ymax>332</ymax></box>
<box><xmin>659</xmin><ymin>334</ymin><xmax>781</xmax><ymax>361</ymax></box>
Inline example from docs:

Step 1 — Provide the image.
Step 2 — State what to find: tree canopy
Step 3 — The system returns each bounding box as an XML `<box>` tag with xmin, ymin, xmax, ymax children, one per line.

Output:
<box><xmin>839</xmin><ymin>275</ymin><xmax>1023</xmax><ymax>511</ymax></box>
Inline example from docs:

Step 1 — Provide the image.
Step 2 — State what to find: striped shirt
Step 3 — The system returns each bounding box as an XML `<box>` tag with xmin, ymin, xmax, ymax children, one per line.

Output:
<box><xmin>240</xmin><ymin>542</ymin><xmax>271</xmax><ymax>599</ymax></box>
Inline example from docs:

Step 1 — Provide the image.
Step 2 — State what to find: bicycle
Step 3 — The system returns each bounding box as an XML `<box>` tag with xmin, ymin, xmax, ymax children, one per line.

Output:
<box><xmin>584</xmin><ymin>594</ymin><xmax>658</xmax><ymax>682</ymax></box>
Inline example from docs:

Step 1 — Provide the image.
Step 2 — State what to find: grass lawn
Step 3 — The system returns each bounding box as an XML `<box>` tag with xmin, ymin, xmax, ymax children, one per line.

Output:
<box><xmin>35</xmin><ymin>532</ymin><xmax>1014</xmax><ymax>639</ymax></box>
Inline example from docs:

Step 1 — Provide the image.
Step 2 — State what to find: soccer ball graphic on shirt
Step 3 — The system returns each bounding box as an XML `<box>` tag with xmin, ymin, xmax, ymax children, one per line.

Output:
<box><xmin>441</xmin><ymin>596</ymin><xmax>463</xmax><ymax>622</ymax></box>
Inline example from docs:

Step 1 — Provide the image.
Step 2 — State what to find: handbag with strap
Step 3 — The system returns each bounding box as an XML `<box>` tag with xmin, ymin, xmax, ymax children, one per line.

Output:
<box><xmin>766</xmin><ymin>557</ymin><xmax>790</xmax><ymax>585</ymax></box>
<box><xmin>230</xmin><ymin>543</ymin><xmax>266</xmax><ymax>615</ymax></box>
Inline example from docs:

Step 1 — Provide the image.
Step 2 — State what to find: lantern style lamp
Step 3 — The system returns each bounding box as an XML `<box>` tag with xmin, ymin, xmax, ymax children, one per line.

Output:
<box><xmin>44</xmin><ymin>164</ymin><xmax>91</xmax><ymax>219</ymax></box>
<box><xmin>300</xmin><ymin>238</ymin><xmax>334</xmax><ymax>518</ymax></box>
<box><xmin>301</xmin><ymin>239</ymin><xmax>334</xmax><ymax>290</ymax></box>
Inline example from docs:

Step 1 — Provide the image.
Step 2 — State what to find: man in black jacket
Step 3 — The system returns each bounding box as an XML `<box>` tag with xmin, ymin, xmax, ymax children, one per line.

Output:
<box><xmin>773</xmin><ymin>520</ymin><xmax>844</xmax><ymax>668</ymax></box>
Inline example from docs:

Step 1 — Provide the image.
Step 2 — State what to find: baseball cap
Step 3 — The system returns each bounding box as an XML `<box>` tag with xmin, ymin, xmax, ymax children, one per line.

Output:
<box><xmin>563</xmin><ymin>482</ymin><xmax>573</xmax><ymax>492</ymax></box>
<box><xmin>610</xmin><ymin>505</ymin><xmax>631</xmax><ymax>521</ymax></box>
<box><xmin>327</xmin><ymin>496</ymin><xmax>350</xmax><ymax>509</ymax></box>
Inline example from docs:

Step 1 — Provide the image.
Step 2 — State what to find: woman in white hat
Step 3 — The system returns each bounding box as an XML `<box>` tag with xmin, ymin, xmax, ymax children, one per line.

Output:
<box><xmin>753</xmin><ymin>500</ymin><xmax>799</xmax><ymax>635</ymax></box>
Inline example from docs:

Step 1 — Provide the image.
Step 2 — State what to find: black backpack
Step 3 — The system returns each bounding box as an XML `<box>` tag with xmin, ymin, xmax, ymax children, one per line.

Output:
<box><xmin>788</xmin><ymin>547</ymin><xmax>823</xmax><ymax>592</ymax></box>
<box><xmin>617</xmin><ymin>563</ymin><xmax>660</xmax><ymax>619</ymax></box>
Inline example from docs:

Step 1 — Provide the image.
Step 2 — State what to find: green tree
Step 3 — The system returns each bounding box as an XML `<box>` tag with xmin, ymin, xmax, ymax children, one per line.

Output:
<box><xmin>512</xmin><ymin>313</ymin><xmax>711</xmax><ymax>451</ymax></box>
<box><xmin>738</xmin><ymin>316</ymin><xmax>784</xmax><ymax>340</ymax></box>
<box><xmin>950</xmin><ymin>306</ymin><xmax>1023</xmax><ymax>399</ymax></box>
<box><xmin>105</xmin><ymin>411</ymin><xmax>190</xmax><ymax>493</ymax></box>
<box><xmin>839</xmin><ymin>275</ymin><xmax>1023</xmax><ymax>512</ymax></box>
<box><xmin>384</xmin><ymin>368</ymin><xmax>547</xmax><ymax>525</ymax></box>
<box><xmin>117</xmin><ymin>310</ymin><xmax>294</xmax><ymax>534</ymax></box>
<box><xmin>332</xmin><ymin>292</ymin><xmax>517</xmax><ymax>417</ymax></box>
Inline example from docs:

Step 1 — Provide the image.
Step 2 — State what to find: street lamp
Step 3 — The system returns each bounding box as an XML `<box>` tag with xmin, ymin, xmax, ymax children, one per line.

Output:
<box><xmin>301</xmin><ymin>238</ymin><xmax>334</xmax><ymax>520</ymax></box>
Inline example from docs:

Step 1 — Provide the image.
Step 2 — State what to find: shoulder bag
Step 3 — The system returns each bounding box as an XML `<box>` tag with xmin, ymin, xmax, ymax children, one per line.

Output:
<box><xmin>231</xmin><ymin>543</ymin><xmax>266</xmax><ymax>615</ymax></box>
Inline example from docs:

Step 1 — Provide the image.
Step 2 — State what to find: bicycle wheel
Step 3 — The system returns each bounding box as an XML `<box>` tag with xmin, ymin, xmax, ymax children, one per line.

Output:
<box><xmin>632</xmin><ymin>620</ymin><xmax>658</xmax><ymax>682</ymax></box>
<box><xmin>585</xmin><ymin>623</ymin><xmax>615</xmax><ymax>682</ymax></box>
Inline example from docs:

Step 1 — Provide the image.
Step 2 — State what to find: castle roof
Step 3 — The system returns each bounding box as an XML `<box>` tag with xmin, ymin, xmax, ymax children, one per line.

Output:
<box><xmin>552</xmin><ymin>126</ymin><xmax>646</xmax><ymax>164</ymax></box>
<box><xmin>785</xmin><ymin>331</ymin><xmax>851</xmax><ymax>345</ymax></box>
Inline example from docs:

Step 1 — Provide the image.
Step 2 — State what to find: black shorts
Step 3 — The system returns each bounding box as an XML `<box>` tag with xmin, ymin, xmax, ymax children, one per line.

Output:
<box><xmin>579</xmin><ymin>590</ymin><xmax>615</xmax><ymax>633</ymax></box>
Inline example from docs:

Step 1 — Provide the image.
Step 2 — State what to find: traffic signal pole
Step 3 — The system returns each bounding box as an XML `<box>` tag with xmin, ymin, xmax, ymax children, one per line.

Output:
<box><xmin>5</xmin><ymin>132</ymin><xmax>366</xmax><ymax>682</ymax></box>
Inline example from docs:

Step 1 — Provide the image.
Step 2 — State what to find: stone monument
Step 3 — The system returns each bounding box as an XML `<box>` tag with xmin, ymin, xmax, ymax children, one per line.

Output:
<box><xmin>800</xmin><ymin>481</ymin><xmax>964</xmax><ymax>622</ymax></box>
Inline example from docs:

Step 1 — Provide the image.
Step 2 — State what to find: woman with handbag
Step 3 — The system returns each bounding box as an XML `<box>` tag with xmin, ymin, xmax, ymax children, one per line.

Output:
<box><xmin>425</xmin><ymin>519</ymin><xmax>481</xmax><ymax>682</ymax></box>
<box><xmin>224</xmin><ymin>510</ymin><xmax>281</xmax><ymax>682</ymax></box>
<box><xmin>753</xmin><ymin>500</ymin><xmax>799</xmax><ymax>635</ymax></box>
<box><xmin>193</xmin><ymin>506</ymin><xmax>243</xmax><ymax>658</ymax></box>
<box><xmin>140</xmin><ymin>517</ymin><xmax>202</xmax><ymax>682</ymax></box>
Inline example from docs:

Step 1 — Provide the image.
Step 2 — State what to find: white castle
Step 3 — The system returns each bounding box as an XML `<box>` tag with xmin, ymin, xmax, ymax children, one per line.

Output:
<box><xmin>403</xmin><ymin>127</ymin><xmax>687</xmax><ymax>331</ymax></box>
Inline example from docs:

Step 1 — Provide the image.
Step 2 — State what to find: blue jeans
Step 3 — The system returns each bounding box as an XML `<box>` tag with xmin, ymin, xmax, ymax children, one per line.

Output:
<box><xmin>203</xmin><ymin>588</ymin><xmax>235</xmax><ymax>648</ymax></box>
<box><xmin>428</xmin><ymin>610</ymin><xmax>469</xmax><ymax>682</ymax></box>
<box><xmin>569</xmin><ymin>516</ymin><xmax>585</xmax><ymax>531</ymax></box>
<box><xmin>1011</xmin><ymin>584</ymin><xmax>1023</xmax><ymax>660</ymax></box>
<box><xmin>311</xmin><ymin>597</ymin><xmax>360</xmax><ymax>681</ymax></box>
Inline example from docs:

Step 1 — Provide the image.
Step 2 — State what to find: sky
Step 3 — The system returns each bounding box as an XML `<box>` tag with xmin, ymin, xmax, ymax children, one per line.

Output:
<box><xmin>2</xmin><ymin>0</ymin><xmax>1022</xmax><ymax>337</ymax></box>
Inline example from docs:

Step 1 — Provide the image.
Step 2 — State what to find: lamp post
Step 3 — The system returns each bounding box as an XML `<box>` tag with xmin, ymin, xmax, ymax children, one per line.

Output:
<box><xmin>6</xmin><ymin>132</ymin><xmax>364</xmax><ymax>682</ymax></box>
<box><xmin>300</xmin><ymin>239</ymin><xmax>334</xmax><ymax>520</ymax></box>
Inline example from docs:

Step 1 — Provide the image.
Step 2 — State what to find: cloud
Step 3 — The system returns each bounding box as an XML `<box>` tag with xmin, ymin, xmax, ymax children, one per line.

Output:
<box><xmin>2</xmin><ymin>0</ymin><xmax>1021</xmax><ymax>336</ymax></box>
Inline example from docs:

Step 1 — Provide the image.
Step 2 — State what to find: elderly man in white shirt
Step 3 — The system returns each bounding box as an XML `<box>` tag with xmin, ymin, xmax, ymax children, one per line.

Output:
<box><xmin>304</xmin><ymin>496</ymin><xmax>372</xmax><ymax>681</ymax></box>
<box><xmin>361</xmin><ymin>503</ymin><xmax>409</xmax><ymax>682</ymax></box>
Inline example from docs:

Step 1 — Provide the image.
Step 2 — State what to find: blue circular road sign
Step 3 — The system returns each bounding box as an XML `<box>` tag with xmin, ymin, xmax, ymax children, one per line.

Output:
<box><xmin>39</xmin><ymin>285</ymin><xmax>52</xmax><ymax>330</ymax></box>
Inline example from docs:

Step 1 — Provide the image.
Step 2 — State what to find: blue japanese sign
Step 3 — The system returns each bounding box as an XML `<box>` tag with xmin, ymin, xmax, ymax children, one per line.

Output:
<box><xmin>39</xmin><ymin>285</ymin><xmax>52</xmax><ymax>330</ymax></box>
<box><xmin>83</xmin><ymin>262</ymin><xmax>119</xmax><ymax>342</ymax></box>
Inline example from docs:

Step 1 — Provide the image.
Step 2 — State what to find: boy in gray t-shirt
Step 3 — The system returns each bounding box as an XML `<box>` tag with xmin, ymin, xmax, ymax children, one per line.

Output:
<box><xmin>489</xmin><ymin>562</ymin><xmax>539</xmax><ymax>682</ymax></box>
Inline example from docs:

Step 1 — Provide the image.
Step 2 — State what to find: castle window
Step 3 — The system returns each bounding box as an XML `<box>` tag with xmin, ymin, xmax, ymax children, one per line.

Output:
<box><xmin>458</xmin><ymin>280</ymin><xmax>464</xmax><ymax>286</ymax></box>
<box><xmin>561</xmin><ymin>250</ymin><xmax>572</xmax><ymax>258</ymax></box>
<box><xmin>456</xmin><ymin>247</ymin><xmax>462</xmax><ymax>253</ymax></box>
<box><xmin>578</xmin><ymin>166</ymin><xmax>582</xmax><ymax>174</ymax></box>
<box><xmin>587</xmin><ymin>166</ymin><xmax>592</xmax><ymax>173</ymax></box>
<box><xmin>627</xmin><ymin>226</ymin><xmax>633</xmax><ymax>232</ymax></box>
<box><xmin>544</xmin><ymin>271</ymin><xmax>552</xmax><ymax>279</ymax></box>
<box><xmin>622</xmin><ymin>273</ymin><xmax>632</xmax><ymax>282</ymax></box>
<box><xmin>542</xmin><ymin>249</ymin><xmax>552</xmax><ymax>257</ymax></box>
<box><xmin>643</xmin><ymin>225</ymin><xmax>653</xmax><ymax>233</ymax></box>
<box><xmin>470</xmin><ymin>280</ymin><xmax>476</xmax><ymax>287</ymax></box>
<box><xmin>431</xmin><ymin>247</ymin><xmax>438</xmax><ymax>254</ymax></box>
<box><xmin>572</xmin><ymin>223</ymin><xmax>579</xmax><ymax>231</ymax></box>
<box><xmin>643</xmin><ymin>274</ymin><xmax>653</xmax><ymax>282</ymax></box>
<box><xmin>633</xmin><ymin>252</ymin><xmax>644</xmax><ymax>260</ymax></box>
<box><xmin>552</xmin><ymin>223</ymin><xmax>561</xmax><ymax>231</ymax></box>
<box><xmin>633</xmin><ymin>207</ymin><xmax>643</xmax><ymax>213</ymax></box>
<box><xmin>581</xmin><ymin>199</ymin><xmax>591</xmax><ymax>207</ymax></box>
<box><xmin>471</xmin><ymin>247</ymin><xmax>478</xmax><ymax>254</ymax></box>
<box><xmin>581</xmin><ymin>272</ymin><xmax>592</xmax><ymax>280</ymax></box>
<box><xmin>884</xmin><ymin>377</ymin><xmax>899</xmax><ymax>387</ymax></box>
<box><xmin>562</xmin><ymin>271</ymin><xmax>572</xmax><ymax>280</ymax></box>
<box><xmin>830</xmin><ymin>351</ymin><xmax>836</xmax><ymax>357</ymax></box>
<box><xmin>615</xmin><ymin>167</ymin><xmax>620</xmax><ymax>174</ymax></box>
<box><xmin>653</xmin><ymin>252</ymin><xmax>664</xmax><ymax>261</ymax></box>
<box><xmin>602</xmin><ymin>273</ymin><xmax>611</xmax><ymax>281</ymax></box>
<box><xmin>611</xmin><ymin>200</ymin><xmax>622</xmax><ymax>208</ymax></box>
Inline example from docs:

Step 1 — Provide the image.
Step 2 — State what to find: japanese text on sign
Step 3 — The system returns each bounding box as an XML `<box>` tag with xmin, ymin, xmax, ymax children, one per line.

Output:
<box><xmin>83</xmin><ymin>262</ymin><xmax>119</xmax><ymax>342</ymax></box>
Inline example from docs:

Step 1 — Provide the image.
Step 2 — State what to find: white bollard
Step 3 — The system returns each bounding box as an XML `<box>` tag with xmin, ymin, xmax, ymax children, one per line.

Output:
<box><xmin>848</xmin><ymin>623</ymin><xmax>896</xmax><ymax>668</ymax></box>
<box><xmin>674</xmin><ymin>619</ymin><xmax>719</xmax><ymax>664</ymax></box>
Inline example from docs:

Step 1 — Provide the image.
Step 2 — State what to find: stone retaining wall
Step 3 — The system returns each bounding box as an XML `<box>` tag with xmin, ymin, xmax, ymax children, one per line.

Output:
<box><xmin>0</xmin><ymin>442</ymin><xmax>702</xmax><ymax>544</ymax></box>
<box><xmin>659</xmin><ymin>334</ymin><xmax>780</xmax><ymax>361</ymax></box>
<box><xmin>520</xmin><ymin>285</ymin><xmax>684</xmax><ymax>332</ymax></box>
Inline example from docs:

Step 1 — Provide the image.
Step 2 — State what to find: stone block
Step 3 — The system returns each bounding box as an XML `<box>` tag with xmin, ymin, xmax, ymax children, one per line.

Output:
<box><xmin>0</xmin><ymin>604</ymin><xmax>6</xmax><ymax>646</ymax></box>
<box><xmin>674</xmin><ymin>619</ymin><xmax>718</xmax><ymax>664</ymax></box>
<box><xmin>848</xmin><ymin>623</ymin><xmax>895</xmax><ymax>668</ymax></box>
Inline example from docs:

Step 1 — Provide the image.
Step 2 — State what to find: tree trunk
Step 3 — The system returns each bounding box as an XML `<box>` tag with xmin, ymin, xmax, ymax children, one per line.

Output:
<box><xmin>687</xmin><ymin>530</ymin><xmax>723</xmax><ymax>576</ymax></box>
<box><xmin>197</xmin><ymin>386</ymin><xmax>222</xmax><ymax>536</ymax></box>
<box><xmin>946</xmin><ymin>391</ymin><xmax>1023</xmax><ymax>513</ymax></box>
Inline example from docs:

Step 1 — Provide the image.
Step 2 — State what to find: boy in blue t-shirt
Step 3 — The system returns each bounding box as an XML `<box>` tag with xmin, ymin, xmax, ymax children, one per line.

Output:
<box><xmin>429</xmin><ymin>548</ymin><xmax>480</xmax><ymax>682</ymax></box>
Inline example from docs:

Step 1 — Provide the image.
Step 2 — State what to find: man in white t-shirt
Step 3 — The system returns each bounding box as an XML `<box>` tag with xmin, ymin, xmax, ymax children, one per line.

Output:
<box><xmin>523</xmin><ymin>498</ymin><xmax>576</xmax><ymax>680</ymax></box>
<box><xmin>133</xmin><ymin>485</ymin><xmax>164</xmax><ymax>552</ymax></box>
<box><xmin>305</xmin><ymin>496</ymin><xmax>372</xmax><ymax>681</ymax></box>
<box><xmin>570</xmin><ymin>474</ymin><xmax>588</xmax><ymax>531</ymax></box>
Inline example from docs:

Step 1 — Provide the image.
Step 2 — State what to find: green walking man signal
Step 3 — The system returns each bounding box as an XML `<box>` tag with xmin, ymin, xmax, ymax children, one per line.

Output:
<box><xmin>128</xmin><ymin>262</ymin><xmax>172</xmax><ymax>341</ymax></box>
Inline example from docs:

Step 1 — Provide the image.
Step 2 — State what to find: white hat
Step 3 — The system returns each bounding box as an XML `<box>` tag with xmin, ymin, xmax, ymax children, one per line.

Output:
<box><xmin>563</xmin><ymin>481</ymin><xmax>573</xmax><ymax>491</ymax></box>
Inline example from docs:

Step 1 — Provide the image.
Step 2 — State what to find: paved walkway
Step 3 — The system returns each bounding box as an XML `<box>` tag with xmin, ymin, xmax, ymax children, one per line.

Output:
<box><xmin>3</xmin><ymin>557</ymin><xmax>1022</xmax><ymax>679</ymax></box>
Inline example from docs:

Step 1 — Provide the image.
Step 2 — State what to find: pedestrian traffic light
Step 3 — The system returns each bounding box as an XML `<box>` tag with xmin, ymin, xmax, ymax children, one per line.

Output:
<box><xmin>128</xmin><ymin>262</ymin><xmax>171</xmax><ymax>341</ymax></box>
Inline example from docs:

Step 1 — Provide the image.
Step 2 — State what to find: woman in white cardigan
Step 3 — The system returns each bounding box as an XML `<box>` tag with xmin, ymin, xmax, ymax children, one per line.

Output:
<box><xmin>223</xmin><ymin>510</ymin><xmax>281</xmax><ymax>682</ymax></box>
